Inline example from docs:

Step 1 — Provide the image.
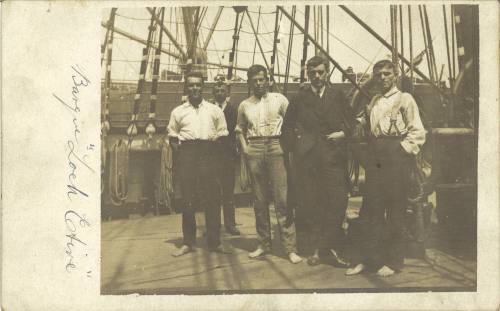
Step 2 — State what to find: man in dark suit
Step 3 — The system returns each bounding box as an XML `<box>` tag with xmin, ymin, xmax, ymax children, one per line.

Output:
<box><xmin>212</xmin><ymin>75</ymin><xmax>240</xmax><ymax>235</ymax></box>
<box><xmin>282</xmin><ymin>56</ymin><xmax>356</xmax><ymax>267</ymax></box>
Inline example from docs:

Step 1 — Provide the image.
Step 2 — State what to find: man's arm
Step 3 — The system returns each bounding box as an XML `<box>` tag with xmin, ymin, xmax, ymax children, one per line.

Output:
<box><xmin>400</xmin><ymin>94</ymin><xmax>426</xmax><ymax>154</ymax></box>
<box><xmin>235</xmin><ymin>102</ymin><xmax>249</xmax><ymax>155</ymax></box>
<box><xmin>167</xmin><ymin>108</ymin><xmax>182</xmax><ymax>151</ymax></box>
<box><xmin>281</xmin><ymin>95</ymin><xmax>297</xmax><ymax>153</ymax></box>
<box><xmin>213</xmin><ymin>107</ymin><xmax>229</xmax><ymax>140</ymax></box>
<box><xmin>326</xmin><ymin>91</ymin><xmax>351</xmax><ymax>141</ymax></box>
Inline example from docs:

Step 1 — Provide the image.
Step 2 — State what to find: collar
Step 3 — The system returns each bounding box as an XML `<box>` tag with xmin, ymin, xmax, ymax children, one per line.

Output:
<box><xmin>252</xmin><ymin>92</ymin><xmax>269</xmax><ymax>102</ymax></box>
<box><xmin>215</xmin><ymin>99</ymin><xmax>228</xmax><ymax>111</ymax></box>
<box><xmin>187</xmin><ymin>99</ymin><xmax>207</xmax><ymax>108</ymax></box>
<box><xmin>311</xmin><ymin>85</ymin><xmax>326</xmax><ymax>98</ymax></box>
<box><xmin>383</xmin><ymin>86</ymin><xmax>400</xmax><ymax>98</ymax></box>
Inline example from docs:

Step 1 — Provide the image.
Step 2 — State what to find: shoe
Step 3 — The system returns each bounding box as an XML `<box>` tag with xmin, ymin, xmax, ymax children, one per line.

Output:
<box><xmin>248</xmin><ymin>248</ymin><xmax>266</xmax><ymax>259</ymax></box>
<box><xmin>327</xmin><ymin>249</ymin><xmax>350</xmax><ymax>268</ymax></box>
<box><xmin>376</xmin><ymin>265</ymin><xmax>395</xmax><ymax>277</ymax></box>
<box><xmin>225</xmin><ymin>225</ymin><xmax>241</xmax><ymax>236</ymax></box>
<box><xmin>307</xmin><ymin>255</ymin><xmax>321</xmax><ymax>266</ymax></box>
<box><xmin>288</xmin><ymin>252</ymin><xmax>303</xmax><ymax>264</ymax></box>
<box><xmin>345</xmin><ymin>263</ymin><xmax>365</xmax><ymax>276</ymax></box>
<box><xmin>172</xmin><ymin>245</ymin><xmax>192</xmax><ymax>257</ymax></box>
<box><xmin>210</xmin><ymin>244</ymin><xmax>233</xmax><ymax>254</ymax></box>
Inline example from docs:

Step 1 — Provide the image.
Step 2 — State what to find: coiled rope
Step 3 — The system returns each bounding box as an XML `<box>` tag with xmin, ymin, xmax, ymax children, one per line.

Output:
<box><xmin>159</xmin><ymin>141</ymin><xmax>174</xmax><ymax>213</ymax></box>
<box><xmin>108</xmin><ymin>139</ymin><xmax>129</xmax><ymax>206</ymax></box>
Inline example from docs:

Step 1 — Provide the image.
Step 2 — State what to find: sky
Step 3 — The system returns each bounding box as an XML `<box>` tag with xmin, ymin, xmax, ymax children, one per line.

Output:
<box><xmin>101</xmin><ymin>5</ymin><xmax>458</xmax><ymax>86</ymax></box>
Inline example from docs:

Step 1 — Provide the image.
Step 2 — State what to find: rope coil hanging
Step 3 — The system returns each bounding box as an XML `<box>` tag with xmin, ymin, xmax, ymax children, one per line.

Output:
<box><xmin>159</xmin><ymin>141</ymin><xmax>174</xmax><ymax>214</ymax></box>
<box><xmin>108</xmin><ymin>139</ymin><xmax>129</xmax><ymax>206</ymax></box>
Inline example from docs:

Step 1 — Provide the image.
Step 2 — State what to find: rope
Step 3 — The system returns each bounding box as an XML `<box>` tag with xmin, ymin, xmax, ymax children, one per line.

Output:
<box><xmin>127</xmin><ymin>8</ymin><xmax>158</xmax><ymax>143</ymax></box>
<box><xmin>284</xmin><ymin>6</ymin><xmax>296</xmax><ymax>95</ymax></box>
<box><xmin>146</xmin><ymin>7</ymin><xmax>165</xmax><ymax>139</ymax></box>
<box><xmin>102</xmin><ymin>8</ymin><xmax>117</xmax><ymax>138</ymax></box>
<box><xmin>108</xmin><ymin>140</ymin><xmax>129</xmax><ymax>206</ymax></box>
<box><xmin>246</xmin><ymin>9</ymin><xmax>276</xmax><ymax>15</ymax></box>
<box><xmin>252</xmin><ymin>7</ymin><xmax>262</xmax><ymax>64</ymax></box>
<box><xmin>296</xmin><ymin>8</ymin><xmax>372</xmax><ymax>64</ymax></box>
<box><xmin>159</xmin><ymin>141</ymin><xmax>174</xmax><ymax>214</ymax></box>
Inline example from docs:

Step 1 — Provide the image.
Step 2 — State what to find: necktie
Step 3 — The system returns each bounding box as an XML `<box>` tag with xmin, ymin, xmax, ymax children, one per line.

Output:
<box><xmin>316</xmin><ymin>88</ymin><xmax>322</xmax><ymax>99</ymax></box>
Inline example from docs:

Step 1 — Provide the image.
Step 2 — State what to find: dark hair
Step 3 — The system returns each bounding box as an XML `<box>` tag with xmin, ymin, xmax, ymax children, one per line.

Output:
<box><xmin>306</xmin><ymin>55</ymin><xmax>330</xmax><ymax>71</ymax></box>
<box><xmin>184</xmin><ymin>71</ymin><xmax>204</xmax><ymax>85</ymax></box>
<box><xmin>373</xmin><ymin>60</ymin><xmax>397</xmax><ymax>74</ymax></box>
<box><xmin>247</xmin><ymin>64</ymin><xmax>268</xmax><ymax>81</ymax></box>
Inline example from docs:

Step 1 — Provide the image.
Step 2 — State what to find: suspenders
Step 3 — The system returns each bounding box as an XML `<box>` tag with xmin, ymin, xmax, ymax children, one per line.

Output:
<box><xmin>367</xmin><ymin>92</ymin><xmax>406</xmax><ymax>137</ymax></box>
<box><xmin>387</xmin><ymin>93</ymin><xmax>404</xmax><ymax>137</ymax></box>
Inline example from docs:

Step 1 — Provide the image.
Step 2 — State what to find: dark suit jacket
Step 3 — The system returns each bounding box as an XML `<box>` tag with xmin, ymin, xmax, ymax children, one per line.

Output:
<box><xmin>218</xmin><ymin>101</ymin><xmax>238</xmax><ymax>158</ymax></box>
<box><xmin>281</xmin><ymin>85</ymin><xmax>356</xmax><ymax>157</ymax></box>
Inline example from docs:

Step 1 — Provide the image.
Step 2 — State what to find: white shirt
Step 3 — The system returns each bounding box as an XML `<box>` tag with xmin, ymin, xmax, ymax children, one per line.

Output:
<box><xmin>167</xmin><ymin>99</ymin><xmax>228</xmax><ymax>141</ymax></box>
<box><xmin>215</xmin><ymin>99</ymin><xmax>228</xmax><ymax>112</ymax></box>
<box><xmin>369</xmin><ymin>86</ymin><xmax>426</xmax><ymax>154</ymax></box>
<box><xmin>310</xmin><ymin>85</ymin><xmax>326</xmax><ymax>98</ymax></box>
<box><xmin>235</xmin><ymin>92</ymin><xmax>289</xmax><ymax>138</ymax></box>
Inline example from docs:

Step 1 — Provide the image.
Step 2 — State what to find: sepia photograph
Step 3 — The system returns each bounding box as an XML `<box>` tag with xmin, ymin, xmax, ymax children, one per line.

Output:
<box><xmin>99</xmin><ymin>4</ymin><xmax>478</xmax><ymax>295</ymax></box>
<box><xmin>2</xmin><ymin>0</ymin><xmax>498</xmax><ymax>310</ymax></box>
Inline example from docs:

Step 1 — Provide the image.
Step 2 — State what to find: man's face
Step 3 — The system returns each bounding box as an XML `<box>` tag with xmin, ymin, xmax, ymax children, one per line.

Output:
<box><xmin>186</xmin><ymin>76</ymin><xmax>203</xmax><ymax>103</ymax></box>
<box><xmin>213</xmin><ymin>84</ymin><xmax>228</xmax><ymax>103</ymax></box>
<box><xmin>249</xmin><ymin>71</ymin><xmax>269</xmax><ymax>98</ymax></box>
<box><xmin>307</xmin><ymin>63</ymin><xmax>328</xmax><ymax>89</ymax></box>
<box><xmin>374</xmin><ymin>65</ymin><xmax>396</xmax><ymax>93</ymax></box>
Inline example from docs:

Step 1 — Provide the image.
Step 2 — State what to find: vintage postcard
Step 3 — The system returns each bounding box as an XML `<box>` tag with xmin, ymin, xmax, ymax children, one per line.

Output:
<box><xmin>1</xmin><ymin>1</ymin><xmax>498</xmax><ymax>310</ymax></box>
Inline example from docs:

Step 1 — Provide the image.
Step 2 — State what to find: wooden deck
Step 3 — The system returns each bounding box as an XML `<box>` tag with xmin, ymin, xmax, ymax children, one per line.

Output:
<box><xmin>101</xmin><ymin>199</ymin><xmax>476</xmax><ymax>295</ymax></box>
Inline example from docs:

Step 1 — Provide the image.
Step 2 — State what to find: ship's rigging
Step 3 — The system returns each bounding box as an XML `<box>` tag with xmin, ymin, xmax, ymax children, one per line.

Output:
<box><xmin>100</xmin><ymin>5</ymin><xmax>478</xmax><ymax>242</ymax></box>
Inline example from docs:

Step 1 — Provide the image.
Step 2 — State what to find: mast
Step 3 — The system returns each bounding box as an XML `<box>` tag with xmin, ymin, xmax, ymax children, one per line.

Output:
<box><xmin>423</xmin><ymin>6</ymin><xmax>439</xmax><ymax>84</ymax></box>
<box><xmin>451</xmin><ymin>6</ymin><xmax>456</xmax><ymax>82</ymax></box>
<box><xmin>399</xmin><ymin>5</ymin><xmax>404</xmax><ymax>74</ymax></box>
<box><xmin>418</xmin><ymin>5</ymin><xmax>434</xmax><ymax>83</ymax></box>
<box><xmin>408</xmin><ymin>5</ymin><xmax>414</xmax><ymax>93</ymax></box>
<box><xmin>227</xmin><ymin>7</ymin><xmax>244</xmax><ymax>81</ymax></box>
<box><xmin>284</xmin><ymin>6</ymin><xmax>296</xmax><ymax>95</ymax></box>
<box><xmin>443</xmin><ymin>5</ymin><xmax>453</xmax><ymax>88</ymax></box>
<box><xmin>300</xmin><ymin>5</ymin><xmax>310</xmax><ymax>83</ymax></box>
<box><xmin>270</xmin><ymin>7</ymin><xmax>280</xmax><ymax>84</ymax></box>
<box><xmin>102</xmin><ymin>8</ymin><xmax>118</xmax><ymax>136</ymax></box>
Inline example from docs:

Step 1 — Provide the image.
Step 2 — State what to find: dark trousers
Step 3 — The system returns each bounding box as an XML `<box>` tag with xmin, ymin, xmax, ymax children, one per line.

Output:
<box><xmin>295</xmin><ymin>139</ymin><xmax>349</xmax><ymax>253</ymax></box>
<box><xmin>358</xmin><ymin>137</ymin><xmax>409</xmax><ymax>271</ymax></box>
<box><xmin>216</xmin><ymin>150</ymin><xmax>236</xmax><ymax>227</ymax></box>
<box><xmin>178</xmin><ymin>141</ymin><xmax>220</xmax><ymax>249</ymax></box>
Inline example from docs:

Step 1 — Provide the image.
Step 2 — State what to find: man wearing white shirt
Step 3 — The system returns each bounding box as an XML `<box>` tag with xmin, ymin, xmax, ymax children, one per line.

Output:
<box><xmin>168</xmin><ymin>71</ymin><xmax>230</xmax><ymax>257</ymax></box>
<box><xmin>236</xmin><ymin>65</ymin><xmax>302</xmax><ymax>264</ymax></box>
<box><xmin>346</xmin><ymin>60</ymin><xmax>426</xmax><ymax>277</ymax></box>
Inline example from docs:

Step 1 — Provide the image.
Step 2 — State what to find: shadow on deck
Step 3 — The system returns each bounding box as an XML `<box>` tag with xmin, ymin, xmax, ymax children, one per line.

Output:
<box><xmin>101</xmin><ymin>201</ymin><xmax>476</xmax><ymax>295</ymax></box>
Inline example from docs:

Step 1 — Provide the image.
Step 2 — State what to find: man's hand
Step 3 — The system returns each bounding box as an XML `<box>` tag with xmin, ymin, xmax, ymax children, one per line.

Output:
<box><xmin>241</xmin><ymin>145</ymin><xmax>249</xmax><ymax>157</ymax></box>
<box><xmin>325</xmin><ymin>131</ymin><xmax>345</xmax><ymax>142</ymax></box>
<box><xmin>169</xmin><ymin>136</ymin><xmax>180</xmax><ymax>152</ymax></box>
<box><xmin>171</xmin><ymin>142</ymin><xmax>179</xmax><ymax>152</ymax></box>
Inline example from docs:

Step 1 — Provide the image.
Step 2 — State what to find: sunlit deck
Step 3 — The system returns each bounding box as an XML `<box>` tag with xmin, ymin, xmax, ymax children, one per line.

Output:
<box><xmin>101</xmin><ymin>199</ymin><xmax>476</xmax><ymax>295</ymax></box>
